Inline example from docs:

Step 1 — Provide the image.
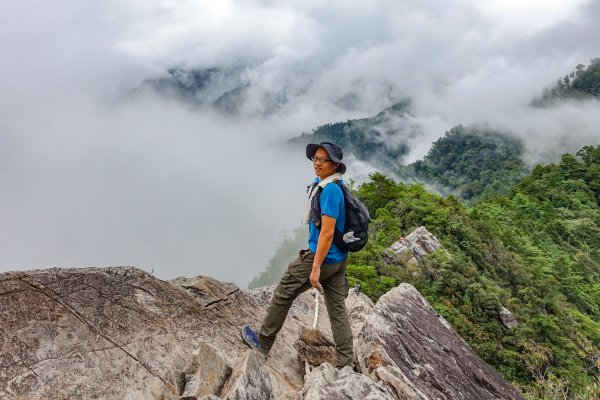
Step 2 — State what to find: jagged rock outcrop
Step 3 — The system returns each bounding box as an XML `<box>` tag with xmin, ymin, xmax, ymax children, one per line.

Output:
<box><xmin>0</xmin><ymin>267</ymin><xmax>316</xmax><ymax>400</ymax></box>
<box><xmin>180</xmin><ymin>343</ymin><xmax>231</xmax><ymax>398</ymax></box>
<box><xmin>0</xmin><ymin>266</ymin><xmax>523</xmax><ymax>399</ymax></box>
<box><xmin>500</xmin><ymin>306</ymin><xmax>518</xmax><ymax>329</ymax></box>
<box><xmin>301</xmin><ymin>364</ymin><xmax>397</xmax><ymax>399</ymax></box>
<box><xmin>219</xmin><ymin>350</ymin><xmax>273</xmax><ymax>400</ymax></box>
<box><xmin>356</xmin><ymin>283</ymin><xmax>523</xmax><ymax>399</ymax></box>
<box><xmin>384</xmin><ymin>226</ymin><xmax>443</xmax><ymax>266</ymax></box>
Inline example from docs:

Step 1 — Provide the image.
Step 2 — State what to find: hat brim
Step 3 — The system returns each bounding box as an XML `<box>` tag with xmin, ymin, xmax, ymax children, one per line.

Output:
<box><xmin>306</xmin><ymin>143</ymin><xmax>347</xmax><ymax>174</ymax></box>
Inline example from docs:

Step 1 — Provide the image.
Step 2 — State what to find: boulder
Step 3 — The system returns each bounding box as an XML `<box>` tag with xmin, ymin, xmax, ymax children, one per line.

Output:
<box><xmin>500</xmin><ymin>306</ymin><xmax>518</xmax><ymax>329</ymax></box>
<box><xmin>371</xmin><ymin>365</ymin><xmax>424</xmax><ymax>400</ymax></box>
<box><xmin>170</xmin><ymin>276</ymin><xmax>239</xmax><ymax>307</ymax></box>
<box><xmin>181</xmin><ymin>343</ymin><xmax>231</xmax><ymax>398</ymax></box>
<box><xmin>384</xmin><ymin>226</ymin><xmax>443</xmax><ymax>266</ymax></box>
<box><xmin>219</xmin><ymin>350</ymin><xmax>273</xmax><ymax>400</ymax></box>
<box><xmin>356</xmin><ymin>283</ymin><xmax>524</xmax><ymax>399</ymax></box>
<box><xmin>301</xmin><ymin>363</ymin><xmax>397</xmax><ymax>400</ymax></box>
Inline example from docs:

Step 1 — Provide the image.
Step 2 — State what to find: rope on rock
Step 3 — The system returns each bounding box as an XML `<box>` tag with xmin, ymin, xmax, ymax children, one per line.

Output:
<box><xmin>312</xmin><ymin>291</ymin><xmax>320</xmax><ymax>329</ymax></box>
<box><xmin>305</xmin><ymin>290</ymin><xmax>320</xmax><ymax>375</ymax></box>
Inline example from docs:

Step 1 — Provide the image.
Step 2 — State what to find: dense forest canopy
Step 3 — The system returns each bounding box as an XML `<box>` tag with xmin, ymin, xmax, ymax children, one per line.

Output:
<box><xmin>348</xmin><ymin>145</ymin><xmax>600</xmax><ymax>398</ymax></box>
<box><xmin>531</xmin><ymin>58</ymin><xmax>600</xmax><ymax>107</ymax></box>
<box><xmin>399</xmin><ymin>125</ymin><xmax>530</xmax><ymax>202</ymax></box>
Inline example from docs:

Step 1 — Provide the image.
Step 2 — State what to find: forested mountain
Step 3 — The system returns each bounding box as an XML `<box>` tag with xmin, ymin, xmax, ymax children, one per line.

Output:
<box><xmin>290</xmin><ymin>104</ymin><xmax>530</xmax><ymax>201</ymax></box>
<box><xmin>288</xmin><ymin>100</ymin><xmax>417</xmax><ymax>170</ymax></box>
<box><xmin>400</xmin><ymin>125</ymin><xmax>530</xmax><ymax>202</ymax></box>
<box><xmin>348</xmin><ymin>145</ymin><xmax>600</xmax><ymax>398</ymax></box>
<box><xmin>131</xmin><ymin>67</ymin><xmax>248</xmax><ymax>112</ymax></box>
<box><xmin>531</xmin><ymin>58</ymin><xmax>600</xmax><ymax>107</ymax></box>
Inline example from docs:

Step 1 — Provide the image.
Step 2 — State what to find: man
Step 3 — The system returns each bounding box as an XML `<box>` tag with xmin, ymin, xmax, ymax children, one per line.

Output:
<box><xmin>241</xmin><ymin>141</ymin><xmax>354</xmax><ymax>368</ymax></box>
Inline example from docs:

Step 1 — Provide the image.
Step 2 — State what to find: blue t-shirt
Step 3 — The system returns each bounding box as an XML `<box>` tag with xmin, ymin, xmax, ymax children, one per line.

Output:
<box><xmin>308</xmin><ymin>177</ymin><xmax>348</xmax><ymax>264</ymax></box>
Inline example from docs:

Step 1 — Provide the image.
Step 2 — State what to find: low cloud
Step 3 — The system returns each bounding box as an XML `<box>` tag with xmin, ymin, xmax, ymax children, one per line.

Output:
<box><xmin>0</xmin><ymin>96</ymin><xmax>313</xmax><ymax>285</ymax></box>
<box><xmin>1</xmin><ymin>0</ymin><xmax>598</xmax><ymax>285</ymax></box>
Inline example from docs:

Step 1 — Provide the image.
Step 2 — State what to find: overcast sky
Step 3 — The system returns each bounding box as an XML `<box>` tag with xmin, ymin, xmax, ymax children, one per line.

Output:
<box><xmin>1</xmin><ymin>0</ymin><xmax>599</xmax><ymax>286</ymax></box>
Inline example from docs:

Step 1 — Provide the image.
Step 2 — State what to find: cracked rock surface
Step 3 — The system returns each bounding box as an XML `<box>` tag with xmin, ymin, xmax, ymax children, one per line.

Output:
<box><xmin>0</xmin><ymin>267</ymin><xmax>333</xmax><ymax>399</ymax></box>
<box><xmin>301</xmin><ymin>363</ymin><xmax>397</xmax><ymax>399</ymax></box>
<box><xmin>356</xmin><ymin>283</ymin><xmax>524</xmax><ymax>400</ymax></box>
<box><xmin>1</xmin><ymin>266</ymin><xmax>523</xmax><ymax>399</ymax></box>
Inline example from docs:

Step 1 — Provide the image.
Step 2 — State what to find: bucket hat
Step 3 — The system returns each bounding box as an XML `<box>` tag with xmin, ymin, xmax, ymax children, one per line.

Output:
<box><xmin>306</xmin><ymin>141</ymin><xmax>346</xmax><ymax>174</ymax></box>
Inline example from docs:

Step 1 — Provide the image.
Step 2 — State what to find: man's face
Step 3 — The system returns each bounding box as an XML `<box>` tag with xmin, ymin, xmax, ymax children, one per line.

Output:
<box><xmin>312</xmin><ymin>147</ymin><xmax>339</xmax><ymax>179</ymax></box>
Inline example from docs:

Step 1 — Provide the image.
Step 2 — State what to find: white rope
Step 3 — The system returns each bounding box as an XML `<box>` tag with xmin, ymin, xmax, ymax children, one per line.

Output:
<box><xmin>305</xmin><ymin>289</ymin><xmax>321</xmax><ymax>375</ymax></box>
<box><xmin>312</xmin><ymin>291</ymin><xmax>320</xmax><ymax>329</ymax></box>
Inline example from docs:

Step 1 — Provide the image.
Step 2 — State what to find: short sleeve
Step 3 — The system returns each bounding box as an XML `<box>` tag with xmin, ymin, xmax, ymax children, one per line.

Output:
<box><xmin>320</xmin><ymin>183</ymin><xmax>343</xmax><ymax>220</ymax></box>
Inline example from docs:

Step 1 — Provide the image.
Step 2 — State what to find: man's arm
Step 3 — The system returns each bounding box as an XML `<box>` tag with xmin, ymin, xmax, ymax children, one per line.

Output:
<box><xmin>309</xmin><ymin>214</ymin><xmax>336</xmax><ymax>290</ymax></box>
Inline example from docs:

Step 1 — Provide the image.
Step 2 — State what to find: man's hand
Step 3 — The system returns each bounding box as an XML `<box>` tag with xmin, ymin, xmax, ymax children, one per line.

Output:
<box><xmin>309</xmin><ymin>267</ymin><xmax>322</xmax><ymax>292</ymax></box>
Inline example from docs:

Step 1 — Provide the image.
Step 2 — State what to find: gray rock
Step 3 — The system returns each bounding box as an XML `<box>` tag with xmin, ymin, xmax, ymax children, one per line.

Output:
<box><xmin>0</xmin><ymin>267</ymin><xmax>310</xmax><ymax>399</ymax></box>
<box><xmin>500</xmin><ymin>306</ymin><xmax>518</xmax><ymax>329</ymax></box>
<box><xmin>170</xmin><ymin>370</ymin><xmax>187</xmax><ymax>396</ymax></box>
<box><xmin>371</xmin><ymin>365</ymin><xmax>425</xmax><ymax>400</ymax></box>
<box><xmin>181</xmin><ymin>343</ymin><xmax>231</xmax><ymax>398</ymax></box>
<box><xmin>170</xmin><ymin>275</ymin><xmax>239</xmax><ymax>307</ymax></box>
<box><xmin>384</xmin><ymin>226</ymin><xmax>443</xmax><ymax>266</ymax></box>
<box><xmin>301</xmin><ymin>363</ymin><xmax>397</xmax><ymax>399</ymax></box>
<box><xmin>346</xmin><ymin>289</ymin><xmax>375</xmax><ymax>338</ymax></box>
<box><xmin>0</xmin><ymin>266</ymin><xmax>524</xmax><ymax>400</ymax></box>
<box><xmin>356</xmin><ymin>283</ymin><xmax>524</xmax><ymax>399</ymax></box>
<box><xmin>219</xmin><ymin>350</ymin><xmax>274</xmax><ymax>400</ymax></box>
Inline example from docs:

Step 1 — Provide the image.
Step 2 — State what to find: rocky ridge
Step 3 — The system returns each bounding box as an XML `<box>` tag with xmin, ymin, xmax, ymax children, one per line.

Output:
<box><xmin>384</xmin><ymin>226</ymin><xmax>444</xmax><ymax>266</ymax></box>
<box><xmin>1</xmin><ymin>266</ymin><xmax>523</xmax><ymax>399</ymax></box>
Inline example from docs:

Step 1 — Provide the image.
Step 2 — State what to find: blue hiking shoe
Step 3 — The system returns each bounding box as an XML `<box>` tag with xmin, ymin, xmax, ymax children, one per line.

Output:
<box><xmin>241</xmin><ymin>325</ymin><xmax>268</xmax><ymax>355</ymax></box>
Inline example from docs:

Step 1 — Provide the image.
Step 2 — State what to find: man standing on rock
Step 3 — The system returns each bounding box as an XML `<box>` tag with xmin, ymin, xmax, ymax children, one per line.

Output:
<box><xmin>242</xmin><ymin>141</ymin><xmax>354</xmax><ymax>368</ymax></box>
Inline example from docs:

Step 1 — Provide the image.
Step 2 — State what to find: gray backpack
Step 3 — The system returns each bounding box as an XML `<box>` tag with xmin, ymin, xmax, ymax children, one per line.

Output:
<box><xmin>308</xmin><ymin>181</ymin><xmax>371</xmax><ymax>252</ymax></box>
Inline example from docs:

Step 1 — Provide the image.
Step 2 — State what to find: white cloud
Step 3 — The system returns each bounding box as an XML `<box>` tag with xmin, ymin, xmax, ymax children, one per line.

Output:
<box><xmin>0</xmin><ymin>0</ymin><xmax>599</xmax><ymax>285</ymax></box>
<box><xmin>0</xmin><ymin>97</ymin><xmax>312</xmax><ymax>285</ymax></box>
<box><xmin>471</xmin><ymin>0</ymin><xmax>588</xmax><ymax>33</ymax></box>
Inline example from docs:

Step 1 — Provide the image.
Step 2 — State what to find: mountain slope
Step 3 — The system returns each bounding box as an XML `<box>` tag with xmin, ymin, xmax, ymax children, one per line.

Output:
<box><xmin>400</xmin><ymin>125</ymin><xmax>530</xmax><ymax>201</ymax></box>
<box><xmin>531</xmin><ymin>58</ymin><xmax>600</xmax><ymax>107</ymax></box>
<box><xmin>351</xmin><ymin>145</ymin><xmax>600</xmax><ymax>397</ymax></box>
<box><xmin>288</xmin><ymin>100</ymin><xmax>417</xmax><ymax>170</ymax></box>
<box><xmin>249</xmin><ymin>144</ymin><xmax>600</xmax><ymax>397</ymax></box>
<box><xmin>131</xmin><ymin>67</ymin><xmax>246</xmax><ymax>111</ymax></box>
<box><xmin>289</xmin><ymin>105</ymin><xmax>529</xmax><ymax>201</ymax></box>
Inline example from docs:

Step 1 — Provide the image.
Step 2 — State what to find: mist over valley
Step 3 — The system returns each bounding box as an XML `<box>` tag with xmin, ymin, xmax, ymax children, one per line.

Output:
<box><xmin>1</xmin><ymin>0</ymin><xmax>599</xmax><ymax>286</ymax></box>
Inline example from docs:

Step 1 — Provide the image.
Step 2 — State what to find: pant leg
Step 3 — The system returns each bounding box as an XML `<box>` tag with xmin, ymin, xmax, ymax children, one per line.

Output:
<box><xmin>259</xmin><ymin>250</ymin><xmax>313</xmax><ymax>352</ymax></box>
<box><xmin>320</xmin><ymin>257</ymin><xmax>354</xmax><ymax>367</ymax></box>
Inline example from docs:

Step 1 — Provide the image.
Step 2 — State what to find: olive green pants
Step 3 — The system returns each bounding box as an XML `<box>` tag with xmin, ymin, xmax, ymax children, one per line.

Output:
<box><xmin>258</xmin><ymin>249</ymin><xmax>354</xmax><ymax>367</ymax></box>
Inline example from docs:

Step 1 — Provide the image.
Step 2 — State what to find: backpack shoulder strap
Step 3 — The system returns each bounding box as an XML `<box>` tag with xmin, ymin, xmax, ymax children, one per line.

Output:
<box><xmin>307</xmin><ymin>181</ymin><xmax>319</xmax><ymax>196</ymax></box>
